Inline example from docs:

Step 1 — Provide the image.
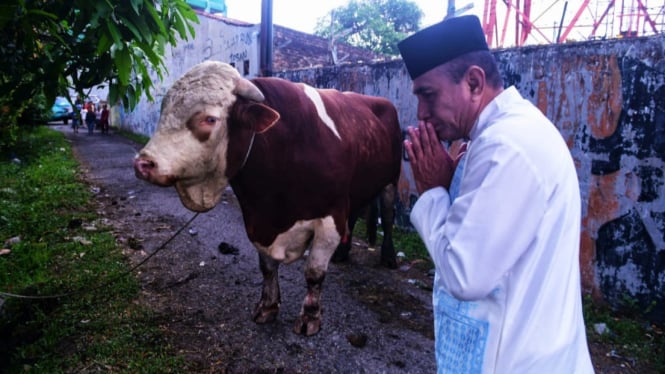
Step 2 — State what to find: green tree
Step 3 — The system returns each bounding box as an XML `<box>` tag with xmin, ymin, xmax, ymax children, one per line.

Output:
<box><xmin>314</xmin><ymin>0</ymin><xmax>422</xmax><ymax>57</ymax></box>
<box><xmin>0</xmin><ymin>0</ymin><xmax>198</xmax><ymax>147</ymax></box>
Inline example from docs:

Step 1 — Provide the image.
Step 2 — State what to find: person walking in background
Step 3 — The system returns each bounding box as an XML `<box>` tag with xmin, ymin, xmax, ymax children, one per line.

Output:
<box><xmin>85</xmin><ymin>103</ymin><xmax>96</xmax><ymax>135</ymax></box>
<box><xmin>99</xmin><ymin>104</ymin><xmax>110</xmax><ymax>134</ymax></box>
<box><xmin>79</xmin><ymin>104</ymin><xmax>87</xmax><ymax>134</ymax></box>
<box><xmin>398</xmin><ymin>15</ymin><xmax>594</xmax><ymax>373</ymax></box>
<box><xmin>70</xmin><ymin>106</ymin><xmax>80</xmax><ymax>134</ymax></box>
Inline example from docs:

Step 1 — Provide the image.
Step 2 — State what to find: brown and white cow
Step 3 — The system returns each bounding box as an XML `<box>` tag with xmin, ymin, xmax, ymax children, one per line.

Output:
<box><xmin>134</xmin><ymin>61</ymin><xmax>402</xmax><ymax>336</ymax></box>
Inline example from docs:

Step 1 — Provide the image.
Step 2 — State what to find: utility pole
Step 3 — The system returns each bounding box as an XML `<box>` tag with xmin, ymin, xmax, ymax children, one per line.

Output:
<box><xmin>446</xmin><ymin>0</ymin><xmax>456</xmax><ymax>19</ymax></box>
<box><xmin>259</xmin><ymin>0</ymin><xmax>273</xmax><ymax>77</ymax></box>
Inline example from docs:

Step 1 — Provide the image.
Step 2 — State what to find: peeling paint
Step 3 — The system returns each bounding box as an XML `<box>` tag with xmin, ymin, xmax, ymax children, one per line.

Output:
<box><xmin>282</xmin><ymin>36</ymin><xmax>665</xmax><ymax>322</ymax></box>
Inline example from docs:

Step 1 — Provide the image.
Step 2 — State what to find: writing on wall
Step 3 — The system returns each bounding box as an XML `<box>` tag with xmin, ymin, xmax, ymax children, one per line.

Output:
<box><xmin>120</xmin><ymin>15</ymin><xmax>259</xmax><ymax>136</ymax></box>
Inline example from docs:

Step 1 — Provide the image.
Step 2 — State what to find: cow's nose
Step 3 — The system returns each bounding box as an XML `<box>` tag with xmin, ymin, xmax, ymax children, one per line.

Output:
<box><xmin>134</xmin><ymin>156</ymin><xmax>156</xmax><ymax>180</ymax></box>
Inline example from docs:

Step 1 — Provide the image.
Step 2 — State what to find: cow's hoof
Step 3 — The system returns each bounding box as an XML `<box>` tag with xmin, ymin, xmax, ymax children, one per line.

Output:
<box><xmin>293</xmin><ymin>316</ymin><xmax>321</xmax><ymax>336</ymax></box>
<box><xmin>253</xmin><ymin>304</ymin><xmax>279</xmax><ymax>324</ymax></box>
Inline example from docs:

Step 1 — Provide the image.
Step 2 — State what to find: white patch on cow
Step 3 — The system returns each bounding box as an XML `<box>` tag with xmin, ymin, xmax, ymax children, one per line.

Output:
<box><xmin>302</xmin><ymin>85</ymin><xmax>341</xmax><ymax>140</ymax></box>
<box><xmin>254</xmin><ymin>216</ymin><xmax>341</xmax><ymax>269</ymax></box>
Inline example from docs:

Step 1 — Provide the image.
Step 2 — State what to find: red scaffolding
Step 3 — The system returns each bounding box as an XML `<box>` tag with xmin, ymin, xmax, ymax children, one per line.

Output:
<box><xmin>480</xmin><ymin>0</ymin><xmax>664</xmax><ymax>48</ymax></box>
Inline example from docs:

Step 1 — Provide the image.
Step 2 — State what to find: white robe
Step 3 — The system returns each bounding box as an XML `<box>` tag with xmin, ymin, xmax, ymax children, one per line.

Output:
<box><xmin>410</xmin><ymin>87</ymin><xmax>594</xmax><ymax>373</ymax></box>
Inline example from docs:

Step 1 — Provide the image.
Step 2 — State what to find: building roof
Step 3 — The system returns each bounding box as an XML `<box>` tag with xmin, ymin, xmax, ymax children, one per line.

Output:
<box><xmin>272</xmin><ymin>25</ymin><xmax>386</xmax><ymax>71</ymax></box>
<box><xmin>196</xmin><ymin>11</ymin><xmax>387</xmax><ymax>72</ymax></box>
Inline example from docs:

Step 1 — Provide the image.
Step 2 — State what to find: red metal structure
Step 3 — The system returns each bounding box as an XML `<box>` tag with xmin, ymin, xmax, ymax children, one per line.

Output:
<box><xmin>480</xmin><ymin>0</ymin><xmax>664</xmax><ymax>48</ymax></box>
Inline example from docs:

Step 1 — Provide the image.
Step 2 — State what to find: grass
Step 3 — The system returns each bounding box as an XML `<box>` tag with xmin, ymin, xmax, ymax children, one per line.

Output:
<box><xmin>115</xmin><ymin>127</ymin><xmax>149</xmax><ymax>145</ymax></box>
<box><xmin>583</xmin><ymin>294</ymin><xmax>665</xmax><ymax>372</ymax></box>
<box><xmin>0</xmin><ymin>126</ymin><xmax>186</xmax><ymax>373</ymax></box>
<box><xmin>1</xmin><ymin>125</ymin><xmax>662</xmax><ymax>373</ymax></box>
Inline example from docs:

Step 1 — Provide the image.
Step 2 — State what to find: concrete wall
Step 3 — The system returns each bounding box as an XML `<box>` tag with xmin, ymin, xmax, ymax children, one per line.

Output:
<box><xmin>120</xmin><ymin>21</ymin><xmax>665</xmax><ymax>320</ymax></box>
<box><xmin>277</xmin><ymin>36</ymin><xmax>665</xmax><ymax>321</ymax></box>
<box><xmin>118</xmin><ymin>14</ymin><xmax>260</xmax><ymax>135</ymax></box>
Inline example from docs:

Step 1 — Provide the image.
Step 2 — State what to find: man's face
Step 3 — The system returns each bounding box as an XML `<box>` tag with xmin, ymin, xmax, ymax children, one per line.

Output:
<box><xmin>412</xmin><ymin>66</ymin><xmax>475</xmax><ymax>142</ymax></box>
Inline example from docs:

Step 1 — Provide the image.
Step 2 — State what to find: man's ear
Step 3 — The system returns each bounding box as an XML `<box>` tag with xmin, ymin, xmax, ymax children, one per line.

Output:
<box><xmin>466</xmin><ymin>66</ymin><xmax>486</xmax><ymax>98</ymax></box>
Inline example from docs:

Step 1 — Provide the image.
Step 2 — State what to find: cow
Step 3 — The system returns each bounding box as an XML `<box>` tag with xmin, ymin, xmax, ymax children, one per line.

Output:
<box><xmin>133</xmin><ymin>61</ymin><xmax>402</xmax><ymax>336</ymax></box>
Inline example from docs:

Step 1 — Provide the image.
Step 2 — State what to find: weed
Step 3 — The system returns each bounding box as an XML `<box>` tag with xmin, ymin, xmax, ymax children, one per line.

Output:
<box><xmin>0</xmin><ymin>126</ymin><xmax>186</xmax><ymax>373</ymax></box>
<box><xmin>585</xmin><ymin>295</ymin><xmax>664</xmax><ymax>372</ymax></box>
<box><xmin>115</xmin><ymin>128</ymin><xmax>150</xmax><ymax>145</ymax></box>
<box><xmin>354</xmin><ymin>217</ymin><xmax>432</xmax><ymax>268</ymax></box>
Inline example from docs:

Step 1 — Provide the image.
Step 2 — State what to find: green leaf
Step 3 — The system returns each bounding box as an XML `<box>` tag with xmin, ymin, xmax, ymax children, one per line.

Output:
<box><xmin>125</xmin><ymin>10</ymin><xmax>153</xmax><ymax>44</ymax></box>
<box><xmin>130</xmin><ymin>0</ymin><xmax>141</xmax><ymax>15</ymax></box>
<box><xmin>115</xmin><ymin>46</ymin><xmax>131</xmax><ymax>86</ymax></box>
<box><xmin>95</xmin><ymin>33</ymin><xmax>112</xmax><ymax>55</ymax></box>
<box><xmin>105</xmin><ymin>21</ymin><xmax>122</xmax><ymax>48</ymax></box>
<box><xmin>25</xmin><ymin>9</ymin><xmax>59</xmax><ymax>21</ymax></box>
<box><xmin>144</xmin><ymin>2</ymin><xmax>166</xmax><ymax>36</ymax></box>
<box><xmin>120</xmin><ymin>15</ymin><xmax>145</xmax><ymax>42</ymax></box>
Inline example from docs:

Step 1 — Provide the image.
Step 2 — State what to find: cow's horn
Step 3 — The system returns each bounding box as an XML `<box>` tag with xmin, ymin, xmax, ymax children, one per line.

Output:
<box><xmin>234</xmin><ymin>77</ymin><xmax>265</xmax><ymax>102</ymax></box>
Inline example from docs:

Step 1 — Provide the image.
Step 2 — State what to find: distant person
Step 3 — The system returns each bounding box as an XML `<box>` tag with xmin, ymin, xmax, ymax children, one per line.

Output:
<box><xmin>99</xmin><ymin>104</ymin><xmax>110</xmax><ymax>134</ymax></box>
<box><xmin>85</xmin><ymin>103</ymin><xmax>96</xmax><ymax>135</ymax></box>
<box><xmin>70</xmin><ymin>104</ymin><xmax>81</xmax><ymax>134</ymax></box>
<box><xmin>79</xmin><ymin>105</ymin><xmax>87</xmax><ymax>134</ymax></box>
<box><xmin>398</xmin><ymin>15</ymin><xmax>594</xmax><ymax>373</ymax></box>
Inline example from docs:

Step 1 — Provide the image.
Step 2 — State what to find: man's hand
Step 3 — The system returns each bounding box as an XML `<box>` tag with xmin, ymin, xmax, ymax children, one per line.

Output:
<box><xmin>404</xmin><ymin>122</ymin><xmax>456</xmax><ymax>195</ymax></box>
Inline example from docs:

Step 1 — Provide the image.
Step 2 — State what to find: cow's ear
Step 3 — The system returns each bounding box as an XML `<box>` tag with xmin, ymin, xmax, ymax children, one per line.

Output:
<box><xmin>245</xmin><ymin>103</ymin><xmax>280</xmax><ymax>133</ymax></box>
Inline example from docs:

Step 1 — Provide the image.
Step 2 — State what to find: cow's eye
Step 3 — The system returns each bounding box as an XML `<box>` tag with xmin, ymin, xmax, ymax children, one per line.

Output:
<box><xmin>204</xmin><ymin>116</ymin><xmax>218</xmax><ymax>124</ymax></box>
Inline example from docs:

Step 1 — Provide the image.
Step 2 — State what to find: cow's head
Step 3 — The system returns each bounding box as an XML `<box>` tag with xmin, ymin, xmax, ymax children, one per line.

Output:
<box><xmin>134</xmin><ymin>61</ymin><xmax>280</xmax><ymax>212</ymax></box>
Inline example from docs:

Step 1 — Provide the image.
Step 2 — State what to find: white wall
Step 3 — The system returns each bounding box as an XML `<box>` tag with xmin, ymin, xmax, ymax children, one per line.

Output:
<box><xmin>118</xmin><ymin>13</ymin><xmax>260</xmax><ymax>135</ymax></box>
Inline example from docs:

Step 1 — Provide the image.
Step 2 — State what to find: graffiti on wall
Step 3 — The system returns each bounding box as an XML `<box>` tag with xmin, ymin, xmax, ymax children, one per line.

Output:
<box><xmin>589</xmin><ymin>55</ymin><xmax>665</xmax><ymax>321</ymax></box>
<box><xmin>120</xmin><ymin>15</ymin><xmax>259</xmax><ymax>136</ymax></box>
<box><xmin>493</xmin><ymin>41</ymin><xmax>665</xmax><ymax>321</ymax></box>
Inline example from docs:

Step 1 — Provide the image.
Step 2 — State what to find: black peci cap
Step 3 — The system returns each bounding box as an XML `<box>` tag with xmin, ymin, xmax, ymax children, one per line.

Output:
<box><xmin>398</xmin><ymin>15</ymin><xmax>489</xmax><ymax>80</ymax></box>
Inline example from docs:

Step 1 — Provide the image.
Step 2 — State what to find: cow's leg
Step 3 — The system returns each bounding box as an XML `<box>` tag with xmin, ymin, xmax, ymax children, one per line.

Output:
<box><xmin>365</xmin><ymin>196</ymin><xmax>379</xmax><ymax>249</ymax></box>
<box><xmin>331</xmin><ymin>209</ymin><xmax>360</xmax><ymax>263</ymax></box>
<box><xmin>294</xmin><ymin>269</ymin><xmax>325</xmax><ymax>336</ymax></box>
<box><xmin>253</xmin><ymin>252</ymin><xmax>281</xmax><ymax>324</ymax></box>
<box><xmin>379</xmin><ymin>184</ymin><xmax>397</xmax><ymax>269</ymax></box>
<box><xmin>294</xmin><ymin>217</ymin><xmax>340</xmax><ymax>336</ymax></box>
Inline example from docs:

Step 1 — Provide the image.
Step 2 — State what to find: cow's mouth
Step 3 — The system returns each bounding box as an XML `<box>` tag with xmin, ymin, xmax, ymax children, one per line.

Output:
<box><xmin>137</xmin><ymin>172</ymin><xmax>177</xmax><ymax>187</ymax></box>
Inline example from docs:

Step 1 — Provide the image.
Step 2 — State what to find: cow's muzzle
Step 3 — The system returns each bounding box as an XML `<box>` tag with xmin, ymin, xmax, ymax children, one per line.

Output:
<box><xmin>134</xmin><ymin>155</ymin><xmax>174</xmax><ymax>186</ymax></box>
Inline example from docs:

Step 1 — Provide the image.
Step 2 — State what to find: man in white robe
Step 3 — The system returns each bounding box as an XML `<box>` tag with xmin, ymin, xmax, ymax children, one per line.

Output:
<box><xmin>398</xmin><ymin>15</ymin><xmax>594</xmax><ymax>373</ymax></box>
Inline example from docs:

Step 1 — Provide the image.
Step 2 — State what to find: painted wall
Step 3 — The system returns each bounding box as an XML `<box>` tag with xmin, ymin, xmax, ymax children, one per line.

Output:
<box><xmin>495</xmin><ymin>39</ymin><xmax>665</xmax><ymax>322</ymax></box>
<box><xmin>118</xmin><ymin>14</ymin><xmax>260</xmax><ymax>135</ymax></box>
<box><xmin>121</xmin><ymin>24</ymin><xmax>664</xmax><ymax>321</ymax></box>
<box><xmin>277</xmin><ymin>37</ymin><xmax>665</xmax><ymax>321</ymax></box>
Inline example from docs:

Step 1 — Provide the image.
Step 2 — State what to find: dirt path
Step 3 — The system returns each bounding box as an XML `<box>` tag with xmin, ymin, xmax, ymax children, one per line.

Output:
<box><xmin>58</xmin><ymin>125</ymin><xmax>437</xmax><ymax>373</ymax></box>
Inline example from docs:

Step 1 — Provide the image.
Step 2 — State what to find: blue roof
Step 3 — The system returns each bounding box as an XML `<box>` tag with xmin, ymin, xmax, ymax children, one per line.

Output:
<box><xmin>186</xmin><ymin>0</ymin><xmax>227</xmax><ymax>15</ymax></box>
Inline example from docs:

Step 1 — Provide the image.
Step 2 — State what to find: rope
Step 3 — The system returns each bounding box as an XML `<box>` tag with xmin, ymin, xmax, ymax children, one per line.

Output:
<box><xmin>0</xmin><ymin>212</ymin><xmax>199</xmax><ymax>300</ymax></box>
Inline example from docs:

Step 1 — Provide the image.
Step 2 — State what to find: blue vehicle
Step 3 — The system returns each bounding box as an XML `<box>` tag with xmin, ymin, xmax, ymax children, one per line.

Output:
<box><xmin>50</xmin><ymin>96</ymin><xmax>73</xmax><ymax>124</ymax></box>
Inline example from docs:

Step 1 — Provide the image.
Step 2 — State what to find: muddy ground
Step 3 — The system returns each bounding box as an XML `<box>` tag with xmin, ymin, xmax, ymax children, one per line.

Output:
<box><xmin>59</xmin><ymin>125</ymin><xmax>640</xmax><ymax>373</ymax></box>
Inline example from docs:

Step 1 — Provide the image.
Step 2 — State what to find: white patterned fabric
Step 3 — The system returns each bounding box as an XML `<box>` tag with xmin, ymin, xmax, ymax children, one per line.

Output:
<box><xmin>411</xmin><ymin>87</ymin><xmax>594</xmax><ymax>373</ymax></box>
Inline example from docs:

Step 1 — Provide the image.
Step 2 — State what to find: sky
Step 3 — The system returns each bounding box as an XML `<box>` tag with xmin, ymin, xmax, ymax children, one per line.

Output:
<box><xmin>221</xmin><ymin>1</ymin><xmax>664</xmax><ymax>47</ymax></box>
<box><xmin>223</xmin><ymin>0</ymin><xmax>464</xmax><ymax>34</ymax></box>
